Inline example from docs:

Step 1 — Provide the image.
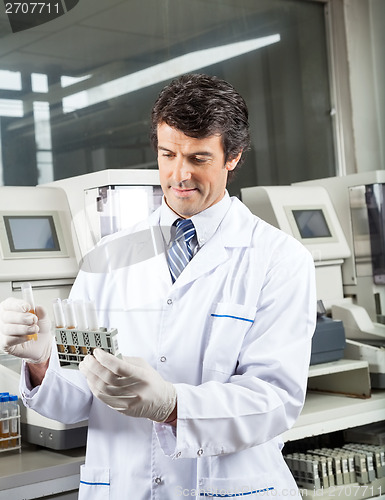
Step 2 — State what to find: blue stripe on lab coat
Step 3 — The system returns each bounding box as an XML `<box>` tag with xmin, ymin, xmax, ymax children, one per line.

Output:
<box><xmin>200</xmin><ymin>486</ymin><xmax>274</xmax><ymax>496</ymax></box>
<box><xmin>80</xmin><ymin>481</ymin><xmax>110</xmax><ymax>486</ymax></box>
<box><xmin>210</xmin><ymin>314</ymin><xmax>254</xmax><ymax>323</ymax></box>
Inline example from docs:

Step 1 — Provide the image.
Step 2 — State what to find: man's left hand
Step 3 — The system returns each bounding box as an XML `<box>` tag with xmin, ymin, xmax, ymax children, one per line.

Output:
<box><xmin>79</xmin><ymin>349</ymin><xmax>177</xmax><ymax>423</ymax></box>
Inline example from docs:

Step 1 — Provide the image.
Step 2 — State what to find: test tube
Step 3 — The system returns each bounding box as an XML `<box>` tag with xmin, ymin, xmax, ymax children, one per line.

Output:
<box><xmin>21</xmin><ymin>282</ymin><xmax>38</xmax><ymax>341</ymax></box>
<box><xmin>62</xmin><ymin>299</ymin><xmax>77</xmax><ymax>329</ymax></box>
<box><xmin>0</xmin><ymin>394</ymin><xmax>10</xmax><ymax>449</ymax></box>
<box><xmin>9</xmin><ymin>395</ymin><xmax>18</xmax><ymax>448</ymax></box>
<box><xmin>74</xmin><ymin>300</ymin><xmax>88</xmax><ymax>330</ymax></box>
<box><xmin>53</xmin><ymin>298</ymin><xmax>66</xmax><ymax>328</ymax></box>
<box><xmin>74</xmin><ymin>301</ymin><xmax>89</xmax><ymax>356</ymax></box>
<box><xmin>53</xmin><ymin>299</ymin><xmax>66</xmax><ymax>355</ymax></box>
<box><xmin>85</xmin><ymin>301</ymin><xmax>99</xmax><ymax>331</ymax></box>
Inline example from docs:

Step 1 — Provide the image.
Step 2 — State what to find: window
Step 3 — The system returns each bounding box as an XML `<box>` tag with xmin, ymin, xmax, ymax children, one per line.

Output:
<box><xmin>0</xmin><ymin>0</ymin><xmax>335</xmax><ymax>195</ymax></box>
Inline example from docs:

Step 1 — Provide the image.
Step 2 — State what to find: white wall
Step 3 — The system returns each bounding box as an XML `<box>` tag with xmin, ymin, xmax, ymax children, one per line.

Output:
<box><xmin>344</xmin><ymin>0</ymin><xmax>384</xmax><ymax>173</ymax></box>
<box><xmin>369</xmin><ymin>0</ymin><xmax>385</xmax><ymax>171</ymax></box>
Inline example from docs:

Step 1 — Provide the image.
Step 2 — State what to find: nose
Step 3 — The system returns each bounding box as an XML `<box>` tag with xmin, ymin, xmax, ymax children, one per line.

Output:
<box><xmin>172</xmin><ymin>156</ymin><xmax>192</xmax><ymax>184</ymax></box>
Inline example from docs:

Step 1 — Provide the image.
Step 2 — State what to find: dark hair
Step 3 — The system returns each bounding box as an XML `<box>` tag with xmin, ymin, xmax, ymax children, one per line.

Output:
<box><xmin>150</xmin><ymin>74</ymin><xmax>250</xmax><ymax>176</ymax></box>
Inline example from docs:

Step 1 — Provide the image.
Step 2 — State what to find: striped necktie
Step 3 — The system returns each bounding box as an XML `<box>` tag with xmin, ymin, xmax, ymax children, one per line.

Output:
<box><xmin>167</xmin><ymin>218</ymin><xmax>196</xmax><ymax>282</ymax></box>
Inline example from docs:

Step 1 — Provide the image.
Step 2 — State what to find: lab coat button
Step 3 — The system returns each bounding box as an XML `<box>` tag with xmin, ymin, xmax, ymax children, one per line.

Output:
<box><xmin>154</xmin><ymin>477</ymin><xmax>162</xmax><ymax>485</ymax></box>
<box><xmin>160</xmin><ymin>356</ymin><xmax>167</xmax><ymax>362</ymax></box>
<box><xmin>176</xmin><ymin>452</ymin><xmax>182</xmax><ymax>458</ymax></box>
<box><xmin>197</xmin><ymin>448</ymin><xmax>204</xmax><ymax>456</ymax></box>
<box><xmin>167</xmin><ymin>298</ymin><xmax>172</xmax><ymax>305</ymax></box>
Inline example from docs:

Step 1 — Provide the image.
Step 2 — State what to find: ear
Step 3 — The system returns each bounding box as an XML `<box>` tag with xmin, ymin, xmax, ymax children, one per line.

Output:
<box><xmin>225</xmin><ymin>151</ymin><xmax>242</xmax><ymax>171</ymax></box>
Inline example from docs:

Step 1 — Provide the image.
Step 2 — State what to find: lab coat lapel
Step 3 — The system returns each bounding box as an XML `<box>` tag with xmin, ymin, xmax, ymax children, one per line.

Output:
<box><xmin>173</xmin><ymin>198</ymin><xmax>254</xmax><ymax>289</ymax></box>
<box><xmin>145</xmin><ymin>206</ymin><xmax>230</xmax><ymax>290</ymax></box>
<box><xmin>174</xmin><ymin>234</ymin><xmax>229</xmax><ymax>288</ymax></box>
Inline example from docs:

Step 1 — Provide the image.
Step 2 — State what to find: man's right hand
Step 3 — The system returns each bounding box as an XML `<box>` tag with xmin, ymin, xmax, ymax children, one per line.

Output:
<box><xmin>0</xmin><ymin>298</ymin><xmax>53</xmax><ymax>365</ymax></box>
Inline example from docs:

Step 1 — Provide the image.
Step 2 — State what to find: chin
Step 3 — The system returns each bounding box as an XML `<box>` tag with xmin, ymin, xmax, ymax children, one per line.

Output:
<box><xmin>175</xmin><ymin>205</ymin><xmax>198</xmax><ymax>218</ymax></box>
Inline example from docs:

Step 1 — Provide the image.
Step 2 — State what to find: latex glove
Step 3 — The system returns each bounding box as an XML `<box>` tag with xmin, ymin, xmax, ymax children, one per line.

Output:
<box><xmin>79</xmin><ymin>348</ymin><xmax>177</xmax><ymax>422</ymax></box>
<box><xmin>0</xmin><ymin>297</ymin><xmax>53</xmax><ymax>364</ymax></box>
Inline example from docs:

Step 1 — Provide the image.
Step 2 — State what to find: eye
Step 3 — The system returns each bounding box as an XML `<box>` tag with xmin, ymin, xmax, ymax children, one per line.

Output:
<box><xmin>160</xmin><ymin>152</ymin><xmax>174</xmax><ymax>159</ymax></box>
<box><xmin>192</xmin><ymin>156</ymin><xmax>209</xmax><ymax>164</ymax></box>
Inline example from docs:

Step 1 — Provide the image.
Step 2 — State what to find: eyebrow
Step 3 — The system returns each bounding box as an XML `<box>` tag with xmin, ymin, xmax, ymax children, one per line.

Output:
<box><xmin>158</xmin><ymin>146</ymin><xmax>214</xmax><ymax>157</ymax></box>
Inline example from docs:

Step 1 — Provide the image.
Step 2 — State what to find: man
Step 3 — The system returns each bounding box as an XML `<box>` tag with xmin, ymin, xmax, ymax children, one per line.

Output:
<box><xmin>0</xmin><ymin>73</ymin><xmax>316</xmax><ymax>499</ymax></box>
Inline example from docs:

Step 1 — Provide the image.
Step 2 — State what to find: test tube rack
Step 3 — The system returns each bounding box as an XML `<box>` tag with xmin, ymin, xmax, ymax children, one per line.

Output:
<box><xmin>0</xmin><ymin>403</ymin><xmax>21</xmax><ymax>454</ymax></box>
<box><xmin>285</xmin><ymin>442</ymin><xmax>385</xmax><ymax>491</ymax></box>
<box><xmin>55</xmin><ymin>327</ymin><xmax>121</xmax><ymax>368</ymax></box>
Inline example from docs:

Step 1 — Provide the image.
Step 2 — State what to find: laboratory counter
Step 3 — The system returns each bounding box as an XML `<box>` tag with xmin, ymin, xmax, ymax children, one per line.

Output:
<box><xmin>0</xmin><ymin>443</ymin><xmax>85</xmax><ymax>500</ymax></box>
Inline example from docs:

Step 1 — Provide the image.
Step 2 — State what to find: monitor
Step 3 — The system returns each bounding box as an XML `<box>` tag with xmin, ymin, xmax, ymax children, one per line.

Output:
<box><xmin>284</xmin><ymin>204</ymin><xmax>338</xmax><ymax>245</ymax></box>
<box><xmin>292</xmin><ymin>209</ymin><xmax>332</xmax><ymax>239</ymax></box>
<box><xmin>0</xmin><ymin>210</ymin><xmax>68</xmax><ymax>260</ymax></box>
<box><xmin>4</xmin><ymin>215</ymin><xmax>60</xmax><ymax>253</ymax></box>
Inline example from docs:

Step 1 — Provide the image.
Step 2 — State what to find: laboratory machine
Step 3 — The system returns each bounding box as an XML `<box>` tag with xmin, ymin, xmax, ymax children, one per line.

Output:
<box><xmin>241</xmin><ymin>185</ymin><xmax>350</xmax><ymax>366</ymax></box>
<box><xmin>241</xmin><ymin>180</ymin><xmax>385</xmax><ymax>387</ymax></box>
<box><xmin>297</xmin><ymin>171</ymin><xmax>385</xmax><ymax>324</ymax></box>
<box><xmin>0</xmin><ymin>185</ymin><xmax>85</xmax><ymax>449</ymax></box>
<box><xmin>0</xmin><ymin>169</ymin><xmax>162</xmax><ymax>449</ymax></box>
<box><xmin>296</xmin><ymin>172</ymin><xmax>385</xmax><ymax>388</ymax></box>
<box><xmin>44</xmin><ymin>168</ymin><xmax>162</xmax><ymax>262</ymax></box>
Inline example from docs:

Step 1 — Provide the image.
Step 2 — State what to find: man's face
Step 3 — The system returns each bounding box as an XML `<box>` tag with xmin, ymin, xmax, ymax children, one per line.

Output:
<box><xmin>157</xmin><ymin>122</ymin><xmax>240</xmax><ymax>218</ymax></box>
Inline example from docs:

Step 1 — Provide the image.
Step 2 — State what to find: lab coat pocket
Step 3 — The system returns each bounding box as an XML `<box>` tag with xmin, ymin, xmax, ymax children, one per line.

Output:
<box><xmin>202</xmin><ymin>303</ymin><xmax>256</xmax><ymax>383</ymax></box>
<box><xmin>79</xmin><ymin>465</ymin><xmax>110</xmax><ymax>500</ymax></box>
<box><xmin>198</xmin><ymin>474</ymin><xmax>275</xmax><ymax>498</ymax></box>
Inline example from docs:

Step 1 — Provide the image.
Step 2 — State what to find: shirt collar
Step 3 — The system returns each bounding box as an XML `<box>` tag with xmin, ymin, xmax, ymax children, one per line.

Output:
<box><xmin>159</xmin><ymin>191</ymin><xmax>231</xmax><ymax>247</ymax></box>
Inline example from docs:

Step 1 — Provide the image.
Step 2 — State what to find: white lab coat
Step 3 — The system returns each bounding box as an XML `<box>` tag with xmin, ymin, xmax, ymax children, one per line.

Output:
<box><xmin>21</xmin><ymin>196</ymin><xmax>316</xmax><ymax>499</ymax></box>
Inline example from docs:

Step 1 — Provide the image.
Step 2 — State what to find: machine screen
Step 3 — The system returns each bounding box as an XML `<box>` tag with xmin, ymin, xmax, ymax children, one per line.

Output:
<box><xmin>4</xmin><ymin>215</ymin><xmax>60</xmax><ymax>252</ymax></box>
<box><xmin>292</xmin><ymin>209</ymin><xmax>332</xmax><ymax>239</ymax></box>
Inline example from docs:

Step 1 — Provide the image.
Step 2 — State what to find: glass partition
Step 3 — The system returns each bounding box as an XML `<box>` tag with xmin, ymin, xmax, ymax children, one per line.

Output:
<box><xmin>0</xmin><ymin>0</ymin><xmax>335</xmax><ymax>195</ymax></box>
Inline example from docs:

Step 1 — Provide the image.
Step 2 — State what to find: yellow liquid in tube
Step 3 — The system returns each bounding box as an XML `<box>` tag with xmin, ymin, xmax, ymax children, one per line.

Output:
<box><xmin>21</xmin><ymin>283</ymin><xmax>38</xmax><ymax>341</ymax></box>
<box><xmin>9</xmin><ymin>396</ymin><xmax>18</xmax><ymax>448</ymax></box>
<box><xmin>27</xmin><ymin>308</ymin><xmax>38</xmax><ymax>341</ymax></box>
<box><xmin>0</xmin><ymin>396</ymin><xmax>10</xmax><ymax>449</ymax></box>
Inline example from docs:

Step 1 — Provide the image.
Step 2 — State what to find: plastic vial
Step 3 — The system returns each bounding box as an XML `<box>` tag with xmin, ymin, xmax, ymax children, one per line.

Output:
<box><xmin>62</xmin><ymin>299</ymin><xmax>77</xmax><ymax>329</ymax></box>
<box><xmin>85</xmin><ymin>301</ymin><xmax>99</xmax><ymax>331</ymax></box>
<box><xmin>53</xmin><ymin>298</ymin><xmax>66</xmax><ymax>328</ymax></box>
<box><xmin>21</xmin><ymin>282</ymin><xmax>38</xmax><ymax>341</ymax></box>
<box><xmin>9</xmin><ymin>395</ymin><xmax>19</xmax><ymax>448</ymax></box>
<box><xmin>74</xmin><ymin>300</ymin><xmax>88</xmax><ymax>330</ymax></box>
<box><xmin>0</xmin><ymin>394</ymin><xmax>10</xmax><ymax>449</ymax></box>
